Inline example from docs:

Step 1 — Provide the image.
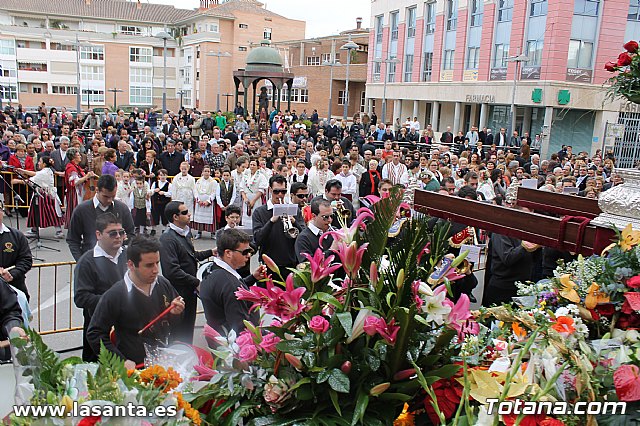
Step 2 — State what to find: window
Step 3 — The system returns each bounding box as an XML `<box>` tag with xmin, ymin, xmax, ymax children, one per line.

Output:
<box><xmin>0</xmin><ymin>85</ymin><xmax>17</xmax><ymax>100</ymax></box>
<box><xmin>306</xmin><ymin>56</ymin><xmax>321</xmax><ymax>66</ymax></box>
<box><xmin>338</xmin><ymin>90</ymin><xmax>348</xmax><ymax>105</ymax></box>
<box><xmin>387</xmin><ymin>60</ymin><xmax>397</xmax><ymax>81</ymax></box>
<box><xmin>466</xmin><ymin>47</ymin><xmax>480</xmax><ymax>69</ymax></box>
<box><xmin>129</xmin><ymin>47</ymin><xmax>152</xmax><ymax>63</ymax></box>
<box><xmin>80</xmin><ymin>45</ymin><xmax>104</xmax><ymax>61</ymax></box>
<box><xmin>19</xmin><ymin>83</ymin><xmax>27</xmax><ymax>93</ymax></box>
<box><xmin>0</xmin><ymin>39</ymin><xmax>15</xmax><ymax>55</ymax></box>
<box><xmin>238</xmin><ymin>46</ymin><xmax>247</xmax><ymax>52</ymax></box>
<box><xmin>283</xmin><ymin>88</ymin><xmax>309</xmax><ymax>103</ymax></box>
<box><xmin>321</xmin><ymin>53</ymin><xmax>337</xmax><ymax>63</ymax></box>
<box><xmin>239</xmin><ymin>23</ymin><xmax>248</xmax><ymax>29</ymax></box>
<box><xmin>498</xmin><ymin>0</ymin><xmax>514</xmax><ymax>22</ymax></box>
<box><xmin>375</xmin><ymin>15</ymin><xmax>384</xmax><ymax>43</ymax></box>
<box><xmin>264</xmin><ymin>28</ymin><xmax>272</xmax><ymax>40</ymax></box>
<box><xmin>493</xmin><ymin>44</ymin><xmax>509</xmax><ymax>68</ymax></box>
<box><xmin>18</xmin><ymin>62</ymin><xmax>47</xmax><ymax>71</ymax></box>
<box><xmin>526</xmin><ymin>40</ymin><xmax>544</xmax><ymax>66</ymax></box>
<box><xmin>574</xmin><ymin>0</ymin><xmax>600</xmax><ymax>15</ymax></box>
<box><xmin>32</xmin><ymin>85</ymin><xmax>42</xmax><ymax>94</ymax></box>
<box><xmin>470</xmin><ymin>0</ymin><xmax>483</xmax><ymax>27</ymax></box>
<box><xmin>426</xmin><ymin>3</ymin><xmax>436</xmax><ymax>34</ymax></box>
<box><xmin>299</xmin><ymin>89</ymin><xmax>309</xmax><ymax>103</ymax></box>
<box><xmin>443</xmin><ymin>49</ymin><xmax>455</xmax><ymax>70</ymax></box>
<box><xmin>130</xmin><ymin>86</ymin><xmax>152</xmax><ymax>105</ymax></box>
<box><xmin>373</xmin><ymin>61</ymin><xmax>381</xmax><ymax>82</ymax></box>
<box><xmin>0</xmin><ymin>61</ymin><xmax>16</xmax><ymax>77</ymax></box>
<box><xmin>209</xmin><ymin>24</ymin><xmax>219</xmax><ymax>33</ymax></box>
<box><xmin>360</xmin><ymin>91</ymin><xmax>366</xmax><ymax>113</ymax></box>
<box><xmin>530</xmin><ymin>0</ymin><xmax>548</xmax><ymax>17</ymax></box>
<box><xmin>568</xmin><ymin>39</ymin><xmax>594</xmax><ymax>68</ymax></box>
<box><xmin>422</xmin><ymin>52</ymin><xmax>433</xmax><ymax>81</ymax></box>
<box><xmin>82</xmin><ymin>89</ymin><xmax>104</xmax><ymax>104</ymax></box>
<box><xmin>16</xmin><ymin>41</ymin><xmax>26</xmax><ymax>49</ymax></box>
<box><xmin>181</xmin><ymin>67</ymin><xmax>191</xmax><ymax>84</ymax></box>
<box><xmin>80</xmin><ymin>65</ymin><xmax>104</xmax><ymax>81</ymax></box>
<box><xmin>51</xmin><ymin>43</ymin><xmax>76</xmax><ymax>51</ymax></box>
<box><xmin>404</xmin><ymin>54</ymin><xmax>414</xmax><ymax>81</ymax></box>
<box><xmin>130</xmin><ymin>67</ymin><xmax>152</xmax><ymax>84</ymax></box>
<box><xmin>120</xmin><ymin>25</ymin><xmax>142</xmax><ymax>35</ymax></box>
<box><xmin>407</xmin><ymin>7</ymin><xmax>417</xmax><ymax>38</ymax></box>
<box><xmin>51</xmin><ymin>85</ymin><xmax>77</xmax><ymax>95</ymax></box>
<box><xmin>630</xmin><ymin>0</ymin><xmax>640</xmax><ymax>20</ymax></box>
<box><xmin>391</xmin><ymin>11</ymin><xmax>399</xmax><ymax>40</ymax></box>
<box><xmin>153</xmin><ymin>47</ymin><xmax>174</xmax><ymax>57</ymax></box>
<box><xmin>446</xmin><ymin>0</ymin><xmax>457</xmax><ymax>31</ymax></box>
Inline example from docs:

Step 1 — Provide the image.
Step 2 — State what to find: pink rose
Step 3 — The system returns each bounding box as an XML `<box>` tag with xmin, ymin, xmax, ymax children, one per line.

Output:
<box><xmin>628</xmin><ymin>275</ymin><xmax>640</xmax><ymax>289</ymax></box>
<box><xmin>308</xmin><ymin>315</ymin><xmax>330</xmax><ymax>334</ymax></box>
<box><xmin>363</xmin><ymin>316</ymin><xmax>381</xmax><ymax>336</ymax></box>
<box><xmin>238</xmin><ymin>344</ymin><xmax>258</xmax><ymax>362</ymax></box>
<box><xmin>260</xmin><ymin>332</ymin><xmax>281</xmax><ymax>353</ymax></box>
<box><xmin>236</xmin><ymin>330</ymin><xmax>254</xmax><ymax>347</ymax></box>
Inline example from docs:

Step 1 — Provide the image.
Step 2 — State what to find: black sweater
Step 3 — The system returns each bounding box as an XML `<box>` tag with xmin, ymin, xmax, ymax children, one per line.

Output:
<box><xmin>86</xmin><ymin>277</ymin><xmax>179</xmax><ymax>364</ymax></box>
<box><xmin>252</xmin><ymin>204</ymin><xmax>305</xmax><ymax>268</ymax></box>
<box><xmin>74</xmin><ymin>248</ymin><xmax>128</xmax><ymax>316</ymax></box>
<box><xmin>159</xmin><ymin>228</ymin><xmax>213</xmax><ymax>290</ymax></box>
<box><xmin>66</xmin><ymin>200</ymin><xmax>135</xmax><ymax>261</ymax></box>
<box><xmin>0</xmin><ymin>283</ymin><xmax>23</xmax><ymax>338</ymax></box>
<box><xmin>0</xmin><ymin>228</ymin><xmax>33</xmax><ymax>299</ymax></box>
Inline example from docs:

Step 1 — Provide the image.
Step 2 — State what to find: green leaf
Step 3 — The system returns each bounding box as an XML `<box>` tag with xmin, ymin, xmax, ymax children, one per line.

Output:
<box><xmin>351</xmin><ymin>392</ymin><xmax>369</xmax><ymax>426</ymax></box>
<box><xmin>310</xmin><ymin>292</ymin><xmax>344</xmax><ymax>310</ymax></box>
<box><xmin>329</xmin><ymin>389</ymin><xmax>342</xmax><ymax>416</ymax></box>
<box><xmin>275</xmin><ymin>339</ymin><xmax>307</xmax><ymax>353</ymax></box>
<box><xmin>336</xmin><ymin>312</ymin><xmax>353</xmax><ymax>337</ymax></box>
<box><xmin>317</xmin><ymin>369</ymin><xmax>331</xmax><ymax>384</ymax></box>
<box><xmin>428</xmin><ymin>364</ymin><xmax>462</xmax><ymax>379</ymax></box>
<box><xmin>378</xmin><ymin>393</ymin><xmax>412</xmax><ymax>402</ymax></box>
<box><xmin>328</xmin><ymin>368</ymin><xmax>350</xmax><ymax>393</ymax></box>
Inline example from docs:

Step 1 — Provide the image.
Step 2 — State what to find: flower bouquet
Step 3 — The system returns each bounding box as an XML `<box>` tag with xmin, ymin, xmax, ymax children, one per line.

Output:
<box><xmin>604</xmin><ymin>40</ymin><xmax>640</xmax><ymax>104</ymax></box>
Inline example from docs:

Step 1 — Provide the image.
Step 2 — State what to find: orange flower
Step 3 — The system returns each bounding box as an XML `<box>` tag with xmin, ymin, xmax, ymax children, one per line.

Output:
<box><xmin>139</xmin><ymin>365</ymin><xmax>182</xmax><ymax>393</ymax></box>
<box><xmin>176</xmin><ymin>392</ymin><xmax>202</xmax><ymax>425</ymax></box>
<box><xmin>394</xmin><ymin>403</ymin><xmax>415</xmax><ymax>426</ymax></box>
<box><xmin>552</xmin><ymin>316</ymin><xmax>576</xmax><ymax>335</ymax></box>
<box><xmin>512</xmin><ymin>322</ymin><xmax>527</xmax><ymax>340</ymax></box>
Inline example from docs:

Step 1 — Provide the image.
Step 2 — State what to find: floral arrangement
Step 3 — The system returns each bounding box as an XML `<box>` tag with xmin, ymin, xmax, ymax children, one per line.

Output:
<box><xmin>605</xmin><ymin>40</ymin><xmax>640</xmax><ymax>103</ymax></box>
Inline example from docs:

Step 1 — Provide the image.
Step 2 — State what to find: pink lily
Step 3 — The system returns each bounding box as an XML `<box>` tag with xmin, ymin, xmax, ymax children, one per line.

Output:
<box><xmin>269</xmin><ymin>273</ymin><xmax>307</xmax><ymax>321</ymax></box>
<box><xmin>203</xmin><ymin>323</ymin><xmax>221</xmax><ymax>341</ymax></box>
<box><xmin>375</xmin><ymin>318</ymin><xmax>400</xmax><ymax>345</ymax></box>
<box><xmin>416</xmin><ymin>242</ymin><xmax>431</xmax><ymax>265</ymax></box>
<box><xmin>261</xmin><ymin>254</ymin><xmax>280</xmax><ymax>276</ymax></box>
<box><xmin>235</xmin><ymin>277</ymin><xmax>283</xmax><ymax>312</ymax></box>
<box><xmin>192</xmin><ymin>357</ymin><xmax>217</xmax><ymax>381</ymax></box>
<box><xmin>319</xmin><ymin>208</ymin><xmax>374</xmax><ymax>247</ymax></box>
<box><xmin>370</xmin><ymin>262</ymin><xmax>379</xmax><ymax>285</ymax></box>
<box><xmin>302</xmin><ymin>249</ymin><xmax>342</xmax><ymax>283</ymax></box>
<box><xmin>336</xmin><ymin>241</ymin><xmax>369</xmax><ymax>276</ymax></box>
<box><xmin>446</xmin><ymin>294</ymin><xmax>479</xmax><ymax>338</ymax></box>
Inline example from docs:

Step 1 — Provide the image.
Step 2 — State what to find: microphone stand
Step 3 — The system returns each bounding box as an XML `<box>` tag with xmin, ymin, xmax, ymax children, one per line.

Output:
<box><xmin>8</xmin><ymin>166</ymin><xmax>60</xmax><ymax>259</ymax></box>
<box><xmin>0</xmin><ymin>166</ymin><xmax>25</xmax><ymax>231</ymax></box>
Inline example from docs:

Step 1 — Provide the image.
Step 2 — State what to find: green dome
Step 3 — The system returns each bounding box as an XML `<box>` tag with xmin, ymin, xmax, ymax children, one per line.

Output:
<box><xmin>245</xmin><ymin>41</ymin><xmax>284</xmax><ymax>71</ymax></box>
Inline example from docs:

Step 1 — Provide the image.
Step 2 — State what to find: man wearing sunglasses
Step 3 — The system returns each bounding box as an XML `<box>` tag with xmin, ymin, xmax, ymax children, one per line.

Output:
<box><xmin>295</xmin><ymin>198</ymin><xmax>336</xmax><ymax>264</ymax></box>
<box><xmin>74</xmin><ymin>213</ymin><xmax>128</xmax><ymax>361</ymax></box>
<box><xmin>159</xmin><ymin>201</ymin><xmax>214</xmax><ymax>344</ymax></box>
<box><xmin>252</xmin><ymin>175</ymin><xmax>305</xmax><ymax>274</ymax></box>
<box><xmin>200</xmin><ymin>228</ymin><xmax>267</xmax><ymax>335</ymax></box>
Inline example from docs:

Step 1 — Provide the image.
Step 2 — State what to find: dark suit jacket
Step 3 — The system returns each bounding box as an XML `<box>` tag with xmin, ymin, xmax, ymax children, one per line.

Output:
<box><xmin>159</xmin><ymin>228</ymin><xmax>213</xmax><ymax>291</ymax></box>
<box><xmin>51</xmin><ymin>149</ymin><xmax>69</xmax><ymax>173</ymax></box>
<box><xmin>114</xmin><ymin>151</ymin><xmax>135</xmax><ymax>171</ymax></box>
<box><xmin>0</xmin><ymin>227</ymin><xmax>33</xmax><ymax>299</ymax></box>
<box><xmin>158</xmin><ymin>152</ymin><xmax>184</xmax><ymax>177</ymax></box>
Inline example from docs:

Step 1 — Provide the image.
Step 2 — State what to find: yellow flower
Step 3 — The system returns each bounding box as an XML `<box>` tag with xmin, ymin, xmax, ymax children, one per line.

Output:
<box><xmin>559</xmin><ymin>274</ymin><xmax>580</xmax><ymax>304</ymax></box>
<box><xmin>512</xmin><ymin>322</ymin><xmax>527</xmax><ymax>340</ymax></box>
<box><xmin>584</xmin><ymin>282</ymin><xmax>609</xmax><ymax>309</ymax></box>
<box><xmin>621</xmin><ymin>224</ymin><xmax>640</xmax><ymax>251</ymax></box>
<box><xmin>176</xmin><ymin>392</ymin><xmax>202</xmax><ymax>425</ymax></box>
<box><xmin>394</xmin><ymin>403</ymin><xmax>415</xmax><ymax>426</ymax></box>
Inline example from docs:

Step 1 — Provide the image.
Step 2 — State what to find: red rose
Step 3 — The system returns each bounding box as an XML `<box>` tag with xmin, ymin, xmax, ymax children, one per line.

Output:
<box><xmin>624</xmin><ymin>40</ymin><xmax>639</xmax><ymax>54</ymax></box>
<box><xmin>628</xmin><ymin>275</ymin><xmax>640</xmax><ymax>288</ymax></box>
<box><xmin>595</xmin><ymin>303</ymin><xmax>616</xmax><ymax>318</ymax></box>
<box><xmin>604</xmin><ymin>61</ymin><xmax>617</xmax><ymax>72</ymax></box>
<box><xmin>618</xmin><ymin>52</ymin><xmax>633</xmax><ymax>67</ymax></box>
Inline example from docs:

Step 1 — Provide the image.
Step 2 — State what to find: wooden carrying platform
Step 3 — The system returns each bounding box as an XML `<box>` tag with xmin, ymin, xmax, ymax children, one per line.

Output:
<box><xmin>414</xmin><ymin>189</ymin><xmax>615</xmax><ymax>256</ymax></box>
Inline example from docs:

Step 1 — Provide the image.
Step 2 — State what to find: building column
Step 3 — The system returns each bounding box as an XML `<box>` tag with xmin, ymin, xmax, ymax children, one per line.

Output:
<box><xmin>522</xmin><ymin>106</ymin><xmax>532</xmax><ymax>136</ymax></box>
<box><xmin>453</xmin><ymin>102</ymin><xmax>461</xmax><ymax>133</ymax></box>
<box><xmin>469</xmin><ymin>104</ymin><xmax>477</xmax><ymax>127</ymax></box>
<box><xmin>393</xmin><ymin>99</ymin><xmax>402</xmax><ymax>126</ymax></box>
<box><xmin>479</xmin><ymin>103</ymin><xmax>488</xmax><ymax>129</ymax></box>
<box><xmin>431</xmin><ymin>101</ymin><xmax>440</xmax><ymax>129</ymax></box>
<box><xmin>299</xmin><ymin>42</ymin><xmax>305</xmax><ymax>66</ymax></box>
<box><xmin>541</xmin><ymin>106</ymin><xmax>554</xmax><ymax>159</ymax></box>
<box><xmin>412</xmin><ymin>100</ymin><xmax>419</xmax><ymax>120</ymax></box>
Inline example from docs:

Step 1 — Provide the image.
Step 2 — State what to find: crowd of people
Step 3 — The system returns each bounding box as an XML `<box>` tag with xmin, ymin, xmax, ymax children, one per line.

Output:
<box><xmin>0</xmin><ymin>100</ymin><xmax>626</xmax><ymax>367</ymax></box>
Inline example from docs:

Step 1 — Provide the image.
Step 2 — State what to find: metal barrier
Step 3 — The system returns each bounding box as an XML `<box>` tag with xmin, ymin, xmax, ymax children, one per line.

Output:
<box><xmin>30</xmin><ymin>261</ymin><xmax>79</xmax><ymax>336</ymax></box>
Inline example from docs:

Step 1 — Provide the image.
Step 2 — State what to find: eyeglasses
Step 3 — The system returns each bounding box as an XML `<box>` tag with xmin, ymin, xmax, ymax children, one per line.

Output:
<box><xmin>231</xmin><ymin>248</ymin><xmax>255</xmax><ymax>256</ymax></box>
<box><xmin>272</xmin><ymin>189</ymin><xmax>288</xmax><ymax>195</ymax></box>
<box><xmin>179</xmin><ymin>210</ymin><xmax>190</xmax><ymax>216</ymax></box>
<box><xmin>320</xmin><ymin>214</ymin><xmax>332</xmax><ymax>221</ymax></box>
<box><xmin>293</xmin><ymin>193</ymin><xmax>309</xmax><ymax>198</ymax></box>
<box><xmin>106</xmin><ymin>229</ymin><xmax>126</xmax><ymax>238</ymax></box>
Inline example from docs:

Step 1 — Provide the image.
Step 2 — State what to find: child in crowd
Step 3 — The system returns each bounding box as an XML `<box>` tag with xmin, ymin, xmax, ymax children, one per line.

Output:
<box><xmin>169</xmin><ymin>161</ymin><xmax>196</xmax><ymax>215</ymax></box>
<box><xmin>192</xmin><ymin>166</ymin><xmax>218</xmax><ymax>239</ymax></box>
<box><xmin>336</xmin><ymin>162</ymin><xmax>357</xmax><ymax>201</ymax></box>
<box><xmin>130</xmin><ymin>176</ymin><xmax>151</xmax><ymax>235</ymax></box>
<box><xmin>115</xmin><ymin>170</ymin><xmax>133</xmax><ymax>209</ymax></box>
<box><xmin>150</xmin><ymin>169</ymin><xmax>171</xmax><ymax>236</ymax></box>
<box><xmin>216</xmin><ymin>167</ymin><xmax>236</xmax><ymax>229</ymax></box>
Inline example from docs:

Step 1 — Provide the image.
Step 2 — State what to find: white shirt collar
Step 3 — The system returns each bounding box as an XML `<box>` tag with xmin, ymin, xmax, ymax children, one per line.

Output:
<box><xmin>93</xmin><ymin>243</ymin><xmax>123</xmax><ymax>265</ymax></box>
<box><xmin>213</xmin><ymin>257</ymin><xmax>242</xmax><ymax>281</ymax></box>
<box><xmin>0</xmin><ymin>224</ymin><xmax>9</xmax><ymax>234</ymax></box>
<box><xmin>93</xmin><ymin>195</ymin><xmax>113</xmax><ymax>212</ymax></box>
<box><xmin>169</xmin><ymin>222</ymin><xmax>190</xmax><ymax>237</ymax></box>
<box><xmin>308</xmin><ymin>222</ymin><xmax>322</xmax><ymax>236</ymax></box>
<box><xmin>124</xmin><ymin>270</ymin><xmax>157</xmax><ymax>295</ymax></box>
<box><xmin>266</xmin><ymin>199</ymin><xmax>274</xmax><ymax>210</ymax></box>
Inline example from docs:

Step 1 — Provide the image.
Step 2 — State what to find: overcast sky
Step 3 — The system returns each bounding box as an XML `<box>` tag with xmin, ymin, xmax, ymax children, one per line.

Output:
<box><xmin>150</xmin><ymin>0</ymin><xmax>372</xmax><ymax>38</ymax></box>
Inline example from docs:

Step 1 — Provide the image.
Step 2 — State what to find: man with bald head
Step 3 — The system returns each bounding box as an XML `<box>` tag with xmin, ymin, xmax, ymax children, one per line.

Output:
<box><xmin>224</xmin><ymin>142</ymin><xmax>245</xmax><ymax>171</ymax></box>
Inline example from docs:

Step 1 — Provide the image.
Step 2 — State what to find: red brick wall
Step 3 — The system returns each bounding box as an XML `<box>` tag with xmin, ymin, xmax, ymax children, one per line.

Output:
<box><xmin>542</xmin><ymin>0</ymin><xmax>574</xmax><ymax>81</ymax></box>
<box><xmin>478</xmin><ymin>3</ymin><xmax>496</xmax><ymax>81</ymax></box>
<box><xmin>593</xmin><ymin>0</ymin><xmax>630</xmax><ymax>84</ymax></box>
<box><xmin>432</xmin><ymin>14</ymin><xmax>445</xmax><ymax>81</ymax></box>
<box><xmin>453</xmin><ymin>9</ymin><xmax>468</xmax><ymax>81</ymax></box>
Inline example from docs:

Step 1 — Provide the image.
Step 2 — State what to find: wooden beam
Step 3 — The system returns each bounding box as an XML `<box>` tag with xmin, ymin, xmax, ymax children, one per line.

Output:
<box><xmin>414</xmin><ymin>190</ymin><xmax>614</xmax><ymax>256</ymax></box>
<box><xmin>516</xmin><ymin>187</ymin><xmax>601</xmax><ymax>219</ymax></box>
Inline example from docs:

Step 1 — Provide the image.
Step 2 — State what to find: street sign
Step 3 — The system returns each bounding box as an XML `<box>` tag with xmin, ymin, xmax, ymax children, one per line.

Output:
<box><xmin>606</xmin><ymin>123</ymin><xmax>625</xmax><ymax>139</ymax></box>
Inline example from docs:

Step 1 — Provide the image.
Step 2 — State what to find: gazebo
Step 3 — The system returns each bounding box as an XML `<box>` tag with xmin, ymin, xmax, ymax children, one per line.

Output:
<box><xmin>233</xmin><ymin>40</ymin><xmax>294</xmax><ymax>117</ymax></box>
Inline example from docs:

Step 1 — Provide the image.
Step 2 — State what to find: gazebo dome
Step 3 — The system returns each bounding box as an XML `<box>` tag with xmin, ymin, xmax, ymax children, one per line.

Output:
<box><xmin>245</xmin><ymin>40</ymin><xmax>284</xmax><ymax>72</ymax></box>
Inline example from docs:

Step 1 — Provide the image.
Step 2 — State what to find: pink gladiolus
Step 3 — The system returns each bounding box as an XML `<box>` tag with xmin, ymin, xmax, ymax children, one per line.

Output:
<box><xmin>446</xmin><ymin>294</ymin><xmax>479</xmax><ymax>338</ymax></box>
<box><xmin>336</xmin><ymin>241</ymin><xmax>369</xmax><ymax>276</ymax></box>
<box><xmin>285</xmin><ymin>353</ymin><xmax>303</xmax><ymax>370</ymax></box>
<box><xmin>302</xmin><ymin>249</ymin><xmax>342</xmax><ymax>283</ymax></box>
<box><xmin>308</xmin><ymin>315</ymin><xmax>330</xmax><ymax>333</ymax></box>
<box><xmin>363</xmin><ymin>315</ymin><xmax>381</xmax><ymax>336</ymax></box>
<box><xmin>262</xmin><ymin>254</ymin><xmax>280</xmax><ymax>276</ymax></box>
<box><xmin>238</xmin><ymin>344</ymin><xmax>258</xmax><ymax>362</ymax></box>
<box><xmin>260</xmin><ymin>332</ymin><xmax>281</xmax><ymax>353</ymax></box>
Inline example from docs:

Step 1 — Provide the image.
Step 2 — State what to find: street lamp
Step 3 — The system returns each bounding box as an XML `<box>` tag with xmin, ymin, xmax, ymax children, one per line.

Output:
<box><xmin>108</xmin><ymin>88</ymin><xmax>123</xmax><ymax>112</ymax></box>
<box><xmin>223</xmin><ymin>93</ymin><xmax>234</xmax><ymax>112</ymax></box>
<box><xmin>154</xmin><ymin>31</ymin><xmax>172</xmax><ymax>114</ymax></box>
<box><xmin>206</xmin><ymin>51</ymin><xmax>231</xmax><ymax>111</ymax></box>
<box><xmin>177</xmin><ymin>89</ymin><xmax>186</xmax><ymax>110</ymax></box>
<box><xmin>506</xmin><ymin>53</ymin><xmax>529</xmax><ymax>139</ymax></box>
<box><xmin>340</xmin><ymin>37</ymin><xmax>359</xmax><ymax>123</ymax></box>
<box><xmin>373</xmin><ymin>57</ymin><xmax>400</xmax><ymax>124</ymax></box>
<box><xmin>322</xmin><ymin>60</ymin><xmax>341</xmax><ymax>120</ymax></box>
<box><xmin>67</xmin><ymin>35</ymin><xmax>95</xmax><ymax>115</ymax></box>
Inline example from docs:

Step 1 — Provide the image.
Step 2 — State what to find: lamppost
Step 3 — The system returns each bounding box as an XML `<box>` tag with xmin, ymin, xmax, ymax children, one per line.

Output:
<box><xmin>68</xmin><ymin>35</ymin><xmax>95</xmax><ymax>115</ymax></box>
<box><xmin>223</xmin><ymin>93</ymin><xmax>234</xmax><ymax>112</ymax></box>
<box><xmin>373</xmin><ymin>57</ymin><xmax>400</xmax><ymax>124</ymax></box>
<box><xmin>506</xmin><ymin>53</ymin><xmax>529</xmax><ymax>138</ymax></box>
<box><xmin>206</xmin><ymin>51</ymin><xmax>231</xmax><ymax>111</ymax></box>
<box><xmin>108</xmin><ymin>88</ymin><xmax>123</xmax><ymax>112</ymax></box>
<box><xmin>340</xmin><ymin>37</ymin><xmax>359</xmax><ymax>123</ymax></box>
<box><xmin>154</xmin><ymin>31</ymin><xmax>172</xmax><ymax>114</ymax></box>
<box><xmin>176</xmin><ymin>90</ymin><xmax>186</xmax><ymax>110</ymax></box>
<box><xmin>322</xmin><ymin>60</ymin><xmax>341</xmax><ymax>120</ymax></box>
